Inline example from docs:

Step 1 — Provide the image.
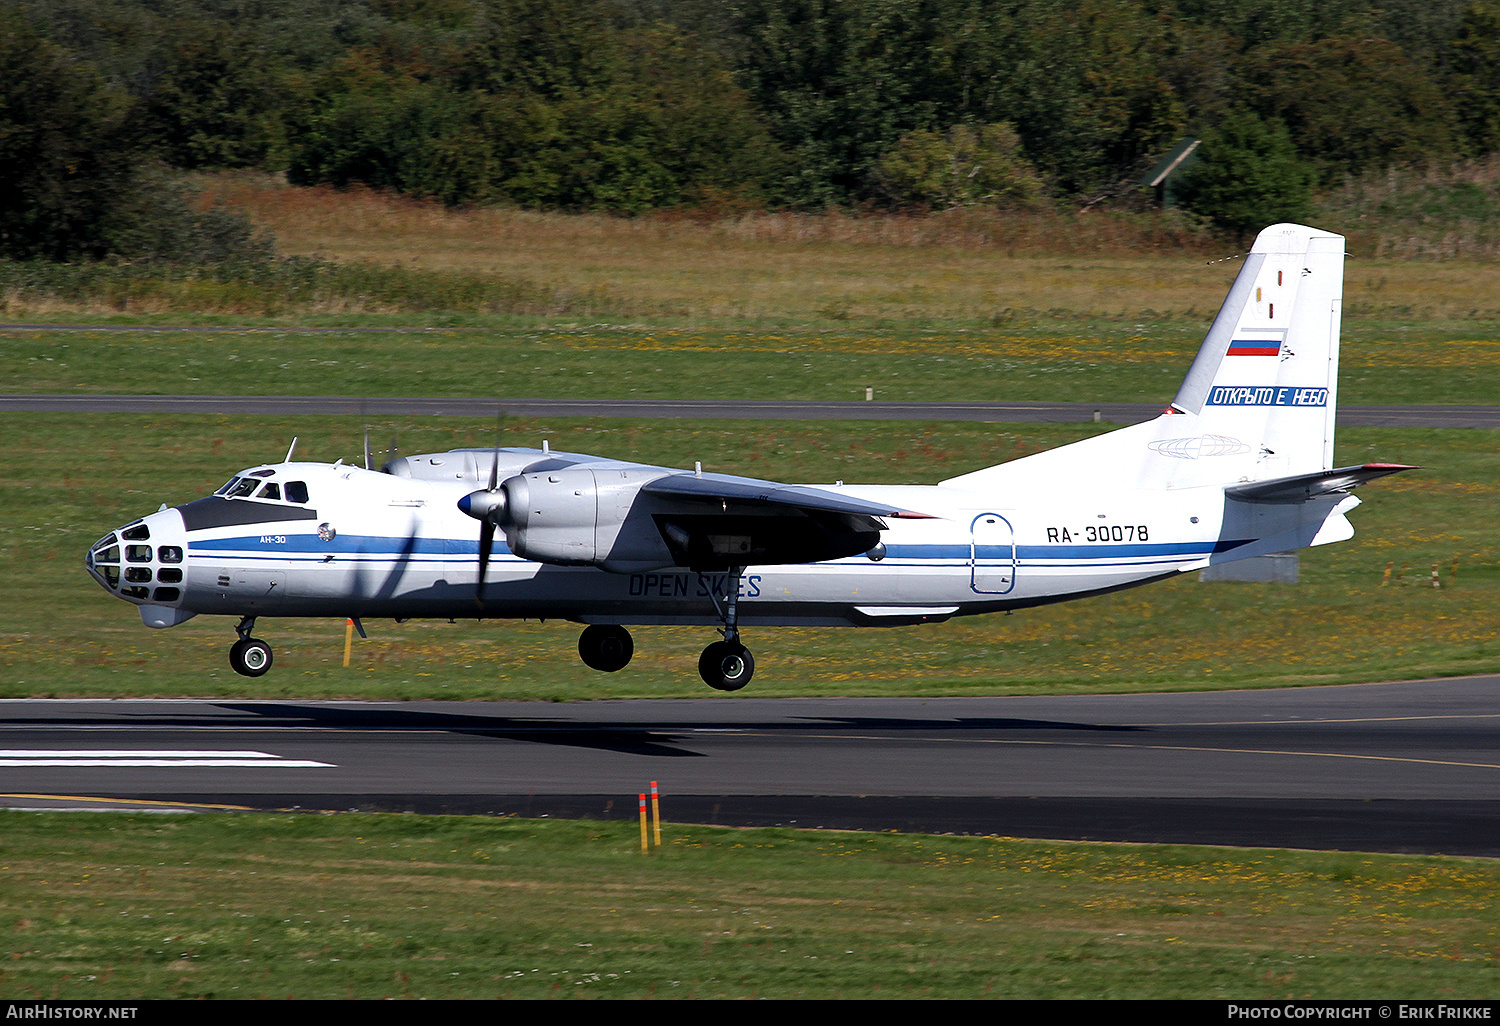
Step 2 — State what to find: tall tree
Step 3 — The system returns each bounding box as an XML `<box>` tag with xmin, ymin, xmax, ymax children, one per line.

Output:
<box><xmin>1447</xmin><ymin>2</ymin><xmax>1500</xmax><ymax>156</ymax></box>
<box><xmin>0</xmin><ymin>8</ymin><xmax>144</xmax><ymax>259</ymax></box>
<box><xmin>1238</xmin><ymin>35</ymin><xmax>1459</xmax><ymax>181</ymax></box>
<box><xmin>1174</xmin><ymin>111</ymin><xmax>1313</xmax><ymax>239</ymax></box>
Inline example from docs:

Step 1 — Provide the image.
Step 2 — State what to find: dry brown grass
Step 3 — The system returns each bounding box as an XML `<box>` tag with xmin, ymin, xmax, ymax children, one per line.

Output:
<box><xmin>196</xmin><ymin>173</ymin><xmax>1239</xmax><ymax>323</ymax></box>
<box><xmin>193</xmin><ymin>172</ymin><xmax>1500</xmax><ymax>325</ymax></box>
<box><xmin>1323</xmin><ymin>155</ymin><xmax>1500</xmax><ymax>260</ymax></box>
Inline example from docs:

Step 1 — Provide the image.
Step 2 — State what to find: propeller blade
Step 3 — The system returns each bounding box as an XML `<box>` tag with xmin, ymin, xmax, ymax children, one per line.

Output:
<box><xmin>474</xmin><ymin>409</ymin><xmax>505</xmax><ymax>606</ymax></box>
<box><xmin>476</xmin><ymin>521</ymin><xmax>494</xmax><ymax>605</ymax></box>
<box><xmin>388</xmin><ymin>433</ymin><xmax>399</xmax><ymax>465</ymax></box>
<box><xmin>363</xmin><ymin>428</ymin><xmax>372</xmax><ymax>471</ymax></box>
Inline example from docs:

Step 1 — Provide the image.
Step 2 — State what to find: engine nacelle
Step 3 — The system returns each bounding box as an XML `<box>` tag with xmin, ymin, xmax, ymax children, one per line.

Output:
<box><xmin>501</xmin><ymin>467</ymin><xmax>677</xmax><ymax>572</ymax></box>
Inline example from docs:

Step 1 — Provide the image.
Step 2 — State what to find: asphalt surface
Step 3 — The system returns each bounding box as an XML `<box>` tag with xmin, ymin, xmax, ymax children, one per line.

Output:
<box><xmin>4</xmin><ymin>394</ymin><xmax>1499</xmax><ymax>427</ymax></box>
<box><xmin>3</xmin><ymin>676</ymin><xmax>1497</xmax><ymax>856</ymax></box>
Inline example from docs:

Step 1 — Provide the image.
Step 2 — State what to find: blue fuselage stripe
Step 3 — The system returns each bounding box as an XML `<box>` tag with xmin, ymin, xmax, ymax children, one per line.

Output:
<box><xmin>189</xmin><ymin>534</ymin><xmax>1246</xmax><ymax>566</ymax></box>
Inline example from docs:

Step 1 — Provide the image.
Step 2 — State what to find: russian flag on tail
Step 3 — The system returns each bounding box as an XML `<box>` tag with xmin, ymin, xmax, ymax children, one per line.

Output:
<box><xmin>1227</xmin><ymin>339</ymin><xmax>1281</xmax><ymax>357</ymax></box>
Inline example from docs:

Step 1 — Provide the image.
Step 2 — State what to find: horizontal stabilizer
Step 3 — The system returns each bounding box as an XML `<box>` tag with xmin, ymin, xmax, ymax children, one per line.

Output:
<box><xmin>642</xmin><ymin>472</ymin><xmax>934</xmax><ymax>520</ymax></box>
<box><xmin>1225</xmin><ymin>463</ymin><xmax>1418</xmax><ymax>504</ymax></box>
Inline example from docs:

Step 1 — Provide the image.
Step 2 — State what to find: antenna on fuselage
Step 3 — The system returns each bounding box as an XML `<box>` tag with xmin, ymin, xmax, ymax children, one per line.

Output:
<box><xmin>284</xmin><ymin>436</ymin><xmax>298</xmax><ymax>463</ymax></box>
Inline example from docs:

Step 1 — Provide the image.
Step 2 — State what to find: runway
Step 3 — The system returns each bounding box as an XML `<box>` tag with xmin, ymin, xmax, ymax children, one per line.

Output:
<box><xmin>3</xmin><ymin>393</ymin><xmax>1499</xmax><ymax>427</ymax></box>
<box><xmin>2</xmin><ymin>675</ymin><xmax>1497</xmax><ymax>856</ymax></box>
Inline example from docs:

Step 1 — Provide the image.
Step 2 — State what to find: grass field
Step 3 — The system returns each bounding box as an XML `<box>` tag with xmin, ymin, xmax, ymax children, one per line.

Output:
<box><xmin>3</xmin><ymin>413</ymin><xmax>1494</xmax><ymax>700</ymax></box>
<box><xmin>7</xmin><ymin>322</ymin><xmax>1500</xmax><ymax>408</ymax></box>
<box><xmin>1</xmin><ymin>812</ymin><xmax>1497</xmax><ymax>1000</ymax></box>
<box><xmin>192</xmin><ymin>175</ymin><xmax>1500</xmax><ymax>328</ymax></box>
<box><xmin>8</xmin><ymin>174</ymin><xmax>1500</xmax><ymax>332</ymax></box>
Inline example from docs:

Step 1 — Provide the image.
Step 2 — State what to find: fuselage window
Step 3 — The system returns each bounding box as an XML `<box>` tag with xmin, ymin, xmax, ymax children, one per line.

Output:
<box><xmin>228</xmin><ymin>478</ymin><xmax>259</xmax><ymax>498</ymax></box>
<box><xmin>285</xmin><ymin>481</ymin><xmax>309</xmax><ymax>504</ymax></box>
<box><xmin>125</xmin><ymin>544</ymin><xmax>152</xmax><ymax>563</ymax></box>
<box><xmin>258</xmin><ymin>482</ymin><xmax>281</xmax><ymax>500</ymax></box>
<box><xmin>158</xmin><ymin>545</ymin><xmax>183</xmax><ymax>563</ymax></box>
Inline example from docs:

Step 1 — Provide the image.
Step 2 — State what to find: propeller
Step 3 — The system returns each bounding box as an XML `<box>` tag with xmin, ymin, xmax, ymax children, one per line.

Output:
<box><xmin>457</xmin><ymin>412</ymin><xmax>509</xmax><ymax>604</ymax></box>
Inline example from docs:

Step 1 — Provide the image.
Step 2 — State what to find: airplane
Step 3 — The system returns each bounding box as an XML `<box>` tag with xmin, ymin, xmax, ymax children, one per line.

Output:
<box><xmin>85</xmin><ymin>223</ymin><xmax>1413</xmax><ymax>691</ymax></box>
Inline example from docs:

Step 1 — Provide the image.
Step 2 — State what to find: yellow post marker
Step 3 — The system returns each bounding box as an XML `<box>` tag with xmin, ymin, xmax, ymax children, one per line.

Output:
<box><xmin>343</xmin><ymin>619</ymin><xmax>355</xmax><ymax>667</ymax></box>
<box><xmin>650</xmin><ymin>781</ymin><xmax>661</xmax><ymax>847</ymax></box>
<box><xmin>638</xmin><ymin>794</ymin><xmax>648</xmax><ymax>854</ymax></box>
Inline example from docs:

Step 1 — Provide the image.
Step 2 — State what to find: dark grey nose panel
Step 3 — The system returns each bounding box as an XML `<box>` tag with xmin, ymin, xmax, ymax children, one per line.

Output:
<box><xmin>177</xmin><ymin>497</ymin><xmax>318</xmax><ymax>531</ymax></box>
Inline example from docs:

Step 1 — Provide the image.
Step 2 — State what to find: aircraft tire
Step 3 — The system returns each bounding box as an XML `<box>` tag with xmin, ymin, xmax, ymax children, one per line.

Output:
<box><xmin>578</xmin><ymin>624</ymin><xmax>633</xmax><ymax>672</ymax></box>
<box><xmin>229</xmin><ymin>637</ymin><xmax>273</xmax><ymax>678</ymax></box>
<box><xmin>699</xmin><ymin>640</ymin><xmax>754</xmax><ymax>691</ymax></box>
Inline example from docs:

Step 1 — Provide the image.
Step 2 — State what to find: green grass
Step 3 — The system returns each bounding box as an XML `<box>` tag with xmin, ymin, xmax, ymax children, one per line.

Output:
<box><xmin>6</xmin><ymin>323</ymin><xmax>1500</xmax><ymax>406</ymax></box>
<box><xmin>3</xmin><ymin>413</ymin><xmax>1495</xmax><ymax>700</ymax></box>
<box><xmin>0</xmin><ymin>811</ymin><xmax>1496</xmax><ymax>999</ymax></box>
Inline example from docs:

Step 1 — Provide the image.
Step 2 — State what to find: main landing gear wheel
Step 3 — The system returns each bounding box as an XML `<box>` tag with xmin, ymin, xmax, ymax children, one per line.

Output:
<box><xmin>578</xmin><ymin>624</ymin><xmax>634</xmax><ymax>672</ymax></box>
<box><xmin>229</xmin><ymin>637</ymin><xmax>273</xmax><ymax>677</ymax></box>
<box><xmin>699</xmin><ymin>640</ymin><xmax>754</xmax><ymax>691</ymax></box>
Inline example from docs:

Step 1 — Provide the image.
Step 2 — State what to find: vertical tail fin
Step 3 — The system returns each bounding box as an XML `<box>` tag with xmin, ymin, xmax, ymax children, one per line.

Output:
<box><xmin>1165</xmin><ymin>223</ymin><xmax>1345</xmax><ymax>482</ymax></box>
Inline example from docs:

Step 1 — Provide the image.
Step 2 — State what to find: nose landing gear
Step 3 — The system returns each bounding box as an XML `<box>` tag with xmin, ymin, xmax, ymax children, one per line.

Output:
<box><xmin>228</xmin><ymin>616</ymin><xmax>273</xmax><ymax>677</ymax></box>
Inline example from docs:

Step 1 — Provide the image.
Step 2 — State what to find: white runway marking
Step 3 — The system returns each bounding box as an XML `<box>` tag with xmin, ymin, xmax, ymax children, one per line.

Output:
<box><xmin>0</xmin><ymin>749</ymin><xmax>333</xmax><ymax>768</ymax></box>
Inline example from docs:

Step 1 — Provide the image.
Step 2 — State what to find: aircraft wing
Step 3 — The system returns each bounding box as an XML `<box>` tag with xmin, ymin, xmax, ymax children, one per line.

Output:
<box><xmin>1225</xmin><ymin>463</ymin><xmax>1418</xmax><ymax>504</ymax></box>
<box><xmin>641</xmin><ymin>471</ymin><xmax>935</xmax><ymax>520</ymax></box>
<box><xmin>638</xmin><ymin>470</ymin><xmax>935</xmax><ymax>570</ymax></box>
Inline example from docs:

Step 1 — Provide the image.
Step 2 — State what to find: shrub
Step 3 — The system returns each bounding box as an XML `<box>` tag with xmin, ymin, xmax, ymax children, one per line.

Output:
<box><xmin>876</xmin><ymin>124</ymin><xmax>1046</xmax><ymax>210</ymax></box>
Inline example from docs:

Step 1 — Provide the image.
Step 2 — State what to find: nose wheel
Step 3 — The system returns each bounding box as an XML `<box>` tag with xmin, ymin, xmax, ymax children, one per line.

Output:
<box><xmin>578</xmin><ymin>624</ymin><xmax>633</xmax><ymax>672</ymax></box>
<box><xmin>229</xmin><ymin>637</ymin><xmax>273</xmax><ymax>677</ymax></box>
<box><xmin>228</xmin><ymin>616</ymin><xmax>273</xmax><ymax>677</ymax></box>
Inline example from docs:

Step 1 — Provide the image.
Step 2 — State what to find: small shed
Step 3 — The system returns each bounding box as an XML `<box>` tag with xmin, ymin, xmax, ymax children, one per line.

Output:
<box><xmin>1142</xmin><ymin>137</ymin><xmax>1201</xmax><ymax>208</ymax></box>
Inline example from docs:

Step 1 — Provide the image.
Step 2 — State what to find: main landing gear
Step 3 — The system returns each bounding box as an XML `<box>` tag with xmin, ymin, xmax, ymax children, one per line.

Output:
<box><xmin>573</xmin><ymin>566</ymin><xmax>757</xmax><ymax>691</ymax></box>
<box><xmin>578</xmin><ymin>624</ymin><xmax>634</xmax><ymax>672</ymax></box>
<box><xmin>228</xmin><ymin>616</ymin><xmax>273</xmax><ymax>677</ymax></box>
<box><xmin>697</xmin><ymin>565</ymin><xmax>754</xmax><ymax>691</ymax></box>
<box><xmin>698</xmin><ymin>639</ymin><xmax>754</xmax><ymax>691</ymax></box>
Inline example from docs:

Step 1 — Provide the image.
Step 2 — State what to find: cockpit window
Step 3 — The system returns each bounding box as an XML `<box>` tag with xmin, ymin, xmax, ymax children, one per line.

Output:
<box><xmin>215</xmin><ymin>477</ymin><xmax>240</xmax><ymax>495</ymax></box>
<box><xmin>257</xmin><ymin>482</ymin><xmax>281</xmax><ymax>500</ymax></box>
<box><xmin>285</xmin><ymin>481</ymin><xmax>309</xmax><ymax>504</ymax></box>
<box><xmin>227</xmin><ymin>478</ymin><xmax>259</xmax><ymax>498</ymax></box>
<box><xmin>121</xmin><ymin>523</ymin><xmax>150</xmax><ymax>541</ymax></box>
